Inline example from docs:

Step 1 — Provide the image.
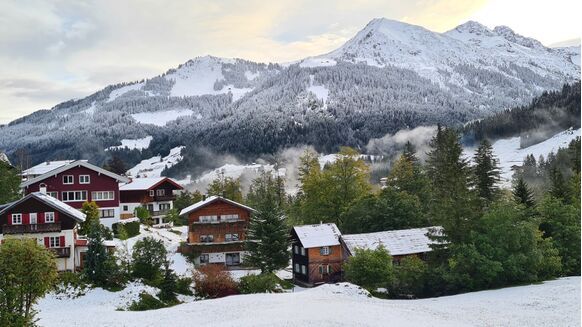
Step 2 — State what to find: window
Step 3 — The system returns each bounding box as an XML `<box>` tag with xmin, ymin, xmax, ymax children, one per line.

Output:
<box><xmin>200</xmin><ymin>235</ymin><xmax>214</xmax><ymax>243</ymax></box>
<box><xmin>62</xmin><ymin>191</ymin><xmax>87</xmax><ymax>202</ymax></box>
<box><xmin>49</xmin><ymin>236</ymin><xmax>61</xmax><ymax>248</ymax></box>
<box><xmin>319</xmin><ymin>264</ymin><xmax>331</xmax><ymax>275</ymax></box>
<box><xmin>320</xmin><ymin>246</ymin><xmax>330</xmax><ymax>256</ymax></box>
<box><xmin>225</xmin><ymin>253</ymin><xmax>240</xmax><ymax>266</ymax></box>
<box><xmin>29</xmin><ymin>213</ymin><xmax>38</xmax><ymax>224</ymax></box>
<box><xmin>301</xmin><ymin>265</ymin><xmax>307</xmax><ymax>275</ymax></box>
<box><xmin>11</xmin><ymin>213</ymin><xmax>22</xmax><ymax>225</ymax></box>
<box><xmin>199</xmin><ymin>215</ymin><xmax>218</xmax><ymax>223</ymax></box>
<box><xmin>47</xmin><ymin>191</ymin><xmax>58</xmax><ymax>199</ymax></box>
<box><xmin>91</xmin><ymin>191</ymin><xmax>114</xmax><ymax>201</ymax></box>
<box><xmin>100</xmin><ymin>209</ymin><xmax>115</xmax><ymax>218</ymax></box>
<box><xmin>149</xmin><ymin>190</ymin><xmax>155</xmax><ymax>197</ymax></box>
<box><xmin>221</xmin><ymin>214</ymin><xmax>239</xmax><ymax>222</ymax></box>
<box><xmin>294</xmin><ymin>245</ymin><xmax>299</xmax><ymax>254</ymax></box>
<box><xmin>79</xmin><ymin>175</ymin><xmax>90</xmax><ymax>184</ymax></box>
<box><xmin>63</xmin><ymin>175</ymin><xmax>74</xmax><ymax>184</ymax></box>
<box><xmin>122</xmin><ymin>205</ymin><xmax>129</xmax><ymax>211</ymax></box>
<box><xmin>295</xmin><ymin>263</ymin><xmax>300</xmax><ymax>272</ymax></box>
<box><xmin>159</xmin><ymin>203</ymin><xmax>171</xmax><ymax>211</ymax></box>
<box><xmin>45</xmin><ymin>212</ymin><xmax>55</xmax><ymax>223</ymax></box>
<box><xmin>200</xmin><ymin>254</ymin><xmax>209</xmax><ymax>264</ymax></box>
<box><xmin>156</xmin><ymin>189</ymin><xmax>165</xmax><ymax>196</ymax></box>
<box><xmin>301</xmin><ymin>247</ymin><xmax>306</xmax><ymax>256</ymax></box>
<box><xmin>225</xmin><ymin>233</ymin><xmax>239</xmax><ymax>242</ymax></box>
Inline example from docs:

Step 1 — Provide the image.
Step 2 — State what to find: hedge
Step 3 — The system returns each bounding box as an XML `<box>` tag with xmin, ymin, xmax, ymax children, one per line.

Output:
<box><xmin>112</xmin><ymin>220</ymin><xmax>140</xmax><ymax>238</ymax></box>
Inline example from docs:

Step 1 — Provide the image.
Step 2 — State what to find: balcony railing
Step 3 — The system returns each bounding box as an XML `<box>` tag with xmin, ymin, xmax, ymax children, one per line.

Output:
<box><xmin>154</xmin><ymin>195</ymin><xmax>176</xmax><ymax>202</ymax></box>
<box><xmin>191</xmin><ymin>219</ymin><xmax>245</xmax><ymax>225</ymax></box>
<box><xmin>50</xmin><ymin>246</ymin><xmax>71</xmax><ymax>258</ymax></box>
<box><xmin>148</xmin><ymin>209</ymin><xmax>171</xmax><ymax>217</ymax></box>
<box><xmin>2</xmin><ymin>222</ymin><xmax>62</xmax><ymax>234</ymax></box>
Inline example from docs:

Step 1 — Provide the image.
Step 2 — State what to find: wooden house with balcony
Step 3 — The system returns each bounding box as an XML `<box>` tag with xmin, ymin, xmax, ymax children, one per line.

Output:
<box><xmin>0</xmin><ymin>192</ymin><xmax>86</xmax><ymax>271</ymax></box>
<box><xmin>20</xmin><ymin>160</ymin><xmax>130</xmax><ymax>228</ymax></box>
<box><xmin>179</xmin><ymin>196</ymin><xmax>255</xmax><ymax>266</ymax></box>
<box><xmin>119</xmin><ymin>177</ymin><xmax>184</xmax><ymax>225</ymax></box>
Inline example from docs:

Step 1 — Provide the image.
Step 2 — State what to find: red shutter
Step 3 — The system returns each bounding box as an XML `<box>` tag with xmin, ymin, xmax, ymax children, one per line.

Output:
<box><xmin>59</xmin><ymin>236</ymin><xmax>65</xmax><ymax>247</ymax></box>
<box><xmin>44</xmin><ymin>237</ymin><xmax>50</xmax><ymax>248</ymax></box>
<box><xmin>38</xmin><ymin>212</ymin><xmax>45</xmax><ymax>224</ymax></box>
<box><xmin>6</xmin><ymin>214</ymin><xmax>11</xmax><ymax>225</ymax></box>
<box><xmin>22</xmin><ymin>213</ymin><xmax>29</xmax><ymax>225</ymax></box>
<box><xmin>54</xmin><ymin>212</ymin><xmax>59</xmax><ymax>222</ymax></box>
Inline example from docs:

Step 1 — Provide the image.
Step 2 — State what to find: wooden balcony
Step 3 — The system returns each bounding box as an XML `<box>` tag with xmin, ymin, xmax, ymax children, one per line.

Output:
<box><xmin>2</xmin><ymin>222</ymin><xmax>62</xmax><ymax>234</ymax></box>
<box><xmin>50</xmin><ymin>246</ymin><xmax>71</xmax><ymax>258</ymax></box>
<box><xmin>149</xmin><ymin>209</ymin><xmax>170</xmax><ymax>217</ymax></box>
<box><xmin>154</xmin><ymin>195</ymin><xmax>176</xmax><ymax>202</ymax></box>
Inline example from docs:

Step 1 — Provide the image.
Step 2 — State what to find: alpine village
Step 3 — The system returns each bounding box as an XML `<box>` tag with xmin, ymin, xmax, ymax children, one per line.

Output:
<box><xmin>0</xmin><ymin>3</ymin><xmax>580</xmax><ymax>326</ymax></box>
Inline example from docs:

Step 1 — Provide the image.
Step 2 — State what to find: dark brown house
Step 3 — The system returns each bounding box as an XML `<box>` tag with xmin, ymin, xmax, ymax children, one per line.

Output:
<box><xmin>291</xmin><ymin>223</ymin><xmax>345</xmax><ymax>286</ymax></box>
<box><xmin>119</xmin><ymin>177</ymin><xmax>184</xmax><ymax>224</ymax></box>
<box><xmin>179</xmin><ymin>196</ymin><xmax>255</xmax><ymax>266</ymax></box>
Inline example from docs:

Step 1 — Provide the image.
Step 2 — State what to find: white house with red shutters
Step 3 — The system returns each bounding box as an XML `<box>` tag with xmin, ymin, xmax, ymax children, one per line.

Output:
<box><xmin>21</xmin><ymin>160</ymin><xmax>130</xmax><ymax>227</ymax></box>
<box><xmin>0</xmin><ymin>192</ymin><xmax>86</xmax><ymax>271</ymax></box>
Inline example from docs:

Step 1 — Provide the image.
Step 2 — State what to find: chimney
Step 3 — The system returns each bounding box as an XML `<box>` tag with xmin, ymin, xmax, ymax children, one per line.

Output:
<box><xmin>39</xmin><ymin>184</ymin><xmax>47</xmax><ymax>194</ymax></box>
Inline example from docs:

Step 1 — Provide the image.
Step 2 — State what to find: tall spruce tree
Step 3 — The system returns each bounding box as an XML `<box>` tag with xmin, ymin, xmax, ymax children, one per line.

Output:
<box><xmin>84</xmin><ymin>219</ymin><xmax>110</xmax><ymax>286</ymax></box>
<box><xmin>426</xmin><ymin>126</ymin><xmax>476</xmax><ymax>245</ymax></box>
<box><xmin>0</xmin><ymin>161</ymin><xmax>20</xmax><ymax>204</ymax></box>
<box><xmin>472</xmin><ymin>139</ymin><xmax>501</xmax><ymax>203</ymax></box>
<box><xmin>512</xmin><ymin>176</ymin><xmax>535</xmax><ymax>208</ymax></box>
<box><xmin>245</xmin><ymin>172</ymin><xmax>289</xmax><ymax>273</ymax></box>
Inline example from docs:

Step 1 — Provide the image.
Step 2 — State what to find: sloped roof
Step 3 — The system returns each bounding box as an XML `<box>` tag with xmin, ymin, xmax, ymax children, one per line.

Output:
<box><xmin>0</xmin><ymin>192</ymin><xmax>85</xmax><ymax>222</ymax></box>
<box><xmin>179</xmin><ymin>195</ymin><xmax>255</xmax><ymax>216</ymax></box>
<box><xmin>22</xmin><ymin>160</ymin><xmax>79</xmax><ymax>176</ymax></box>
<box><xmin>342</xmin><ymin>226</ymin><xmax>442</xmax><ymax>256</ymax></box>
<box><xmin>119</xmin><ymin>177</ymin><xmax>183</xmax><ymax>191</ymax></box>
<box><xmin>21</xmin><ymin>160</ymin><xmax>130</xmax><ymax>188</ymax></box>
<box><xmin>293</xmin><ymin>223</ymin><xmax>342</xmax><ymax>248</ymax></box>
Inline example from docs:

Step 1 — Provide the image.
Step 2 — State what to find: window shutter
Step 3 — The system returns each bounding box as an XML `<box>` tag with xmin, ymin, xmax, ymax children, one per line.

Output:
<box><xmin>59</xmin><ymin>236</ymin><xmax>65</xmax><ymax>247</ymax></box>
<box><xmin>6</xmin><ymin>215</ymin><xmax>11</xmax><ymax>225</ymax></box>
<box><xmin>319</xmin><ymin>265</ymin><xmax>323</xmax><ymax>274</ymax></box>
<box><xmin>22</xmin><ymin>213</ymin><xmax>29</xmax><ymax>225</ymax></box>
<box><xmin>39</xmin><ymin>212</ymin><xmax>45</xmax><ymax>224</ymax></box>
<box><xmin>329</xmin><ymin>247</ymin><xmax>332</xmax><ymax>255</ymax></box>
<box><xmin>44</xmin><ymin>237</ymin><xmax>50</xmax><ymax>248</ymax></box>
<box><xmin>54</xmin><ymin>212</ymin><xmax>58</xmax><ymax>222</ymax></box>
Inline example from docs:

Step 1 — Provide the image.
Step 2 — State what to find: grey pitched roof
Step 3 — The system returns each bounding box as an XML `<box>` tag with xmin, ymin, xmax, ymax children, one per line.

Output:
<box><xmin>21</xmin><ymin>160</ymin><xmax>130</xmax><ymax>188</ymax></box>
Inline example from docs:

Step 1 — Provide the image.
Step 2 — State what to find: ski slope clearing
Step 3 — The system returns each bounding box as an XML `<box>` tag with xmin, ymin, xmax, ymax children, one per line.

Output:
<box><xmin>126</xmin><ymin>146</ymin><xmax>184</xmax><ymax>178</ymax></box>
<box><xmin>37</xmin><ymin>277</ymin><xmax>579</xmax><ymax>326</ymax></box>
<box><xmin>131</xmin><ymin>109</ymin><xmax>194</xmax><ymax>126</ymax></box>
<box><xmin>464</xmin><ymin>128</ymin><xmax>581</xmax><ymax>186</ymax></box>
<box><xmin>107</xmin><ymin>136</ymin><xmax>153</xmax><ymax>151</ymax></box>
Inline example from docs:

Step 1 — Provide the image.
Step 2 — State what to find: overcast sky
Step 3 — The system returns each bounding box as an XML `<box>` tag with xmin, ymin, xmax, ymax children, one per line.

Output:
<box><xmin>0</xmin><ymin>0</ymin><xmax>580</xmax><ymax>124</ymax></box>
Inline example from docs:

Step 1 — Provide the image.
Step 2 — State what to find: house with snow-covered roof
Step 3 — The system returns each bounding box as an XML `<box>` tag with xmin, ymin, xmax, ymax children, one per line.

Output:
<box><xmin>0</xmin><ymin>192</ymin><xmax>87</xmax><ymax>271</ymax></box>
<box><xmin>20</xmin><ymin>160</ymin><xmax>130</xmax><ymax>227</ymax></box>
<box><xmin>342</xmin><ymin>226</ymin><xmax>443</xmax><ymax>262</ymax></box>
<box><xmin>179</xmin><ymin>196</ymin><xmax>255</xmax><ymax>266</ymax></box>
<box><xmin>291</xmin><ymin>223</ymin><xmax>345</xmax><ymax>285</ymax></box>
<box><xmin>119</xmin><ymin>177</ymin><xmax>184</xmax><ymax>225</ymax></box>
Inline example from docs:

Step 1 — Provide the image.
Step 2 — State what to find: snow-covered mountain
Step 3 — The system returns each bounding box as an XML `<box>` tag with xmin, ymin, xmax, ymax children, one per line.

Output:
<box><xmin>0</xmin><ymin>18</ymin><xmax>579</xmax><ymax>172</ymax></box>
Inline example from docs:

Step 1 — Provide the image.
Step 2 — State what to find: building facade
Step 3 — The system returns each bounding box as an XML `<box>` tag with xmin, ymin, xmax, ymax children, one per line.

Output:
<box><xmin>119</xmin><ymin>177</ymin><xmax>184</xmax><ymax>224</ymax></box>
<box><xmin>0</xmin><ymin>192</ymin><xmax>86</xmax><ymax>271</ymax></box>
<box><xmin>21</xmin><ymin>160</ymin><xmax>129</xmax><ymax>227</ymax></box>
<box><xmin>180</xmin><ymin>196</ymin><xmax>255</xmax><ymax>266</ymax></box>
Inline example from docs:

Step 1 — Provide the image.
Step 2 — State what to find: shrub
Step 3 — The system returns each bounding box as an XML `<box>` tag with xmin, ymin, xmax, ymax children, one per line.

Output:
<box><xmin>127</xmin><ymin>292</ymin><xmax>166</xmax><ymax>311</ymax></box>
<box><xmin>175</xmin><ymin>277</ymin><xmax>193</xmax><ymax>295</ymax></box>
<box><xmin>132</xmin><ymin>237</ymin><xmax>167</xmax><ymax>282</ymax></box>
<box><xmin>193</xmin><ymin>265</ymin><xmax>239</xmax><ymax>298</ymax></box>
<box><xmin>112</xmin><ymin>221</ymin><xmax>140</xmax><ymax>238</ymax></box>
<box><xmin>391</xmin><ymin>256</ymin><xmax>428</xmax><ymax>298</ymax></box>
<box><xmin>238</xmin><ymin>273</ymin><xmax>281</xmax><ymax>294</ymax></box>
<box><xmin>54</xmin><ymin>271</ymin><xmax>89</xmax><ymax>298</ymax></box>
<box><xmin>344</xmin><ymin>246</ymin><xmax>394</xmax><ymax>292</ymax></box>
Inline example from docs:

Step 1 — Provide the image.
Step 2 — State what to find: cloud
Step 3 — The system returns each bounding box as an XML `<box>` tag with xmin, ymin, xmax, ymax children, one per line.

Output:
<box><xmin>366</xmin><ymin>126</ymin><xmax>438</xmax><ymax>160</ymax></box>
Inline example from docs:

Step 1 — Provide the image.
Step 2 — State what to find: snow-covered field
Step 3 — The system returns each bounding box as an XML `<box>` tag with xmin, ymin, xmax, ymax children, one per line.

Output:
<box><xmin>126</xmin><ymin>146</ymin><xmax>185</xmax><ymax>178</ymax></box>
<box><xmin>464</xmin><ymin>128</ymin><xmax>581</xmax><ymax>186</ymax></box>
<box><xmin>107</xmin><ymin>136</ymin><xmax>153</xmax><ymax>151</ymax></box>
<box><xmin>37</xmin><ymin>276</ymin><xmax>580</xmax><ymax>326</ymax></box>
<box><xmin>131</xmin><ymin>109</ymin><xmax>194</xmax><ymax>126</ymax></box>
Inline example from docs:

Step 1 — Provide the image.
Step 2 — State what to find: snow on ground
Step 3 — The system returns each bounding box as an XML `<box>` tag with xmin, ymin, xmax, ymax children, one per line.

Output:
<box><xmin>307</xmin><ymin>75</ymin><xmax>329</xmax><ymax>109</ymax></box>
<box><xmin>464</xmin><ymin>128</ymin><xmax>581</xmax><ymax>186</ymax></box>
<box><xmin>126</xmin><ymin>146</ymin><xmax>184</xmax><ymax>178</ymax></box>
<box><xmin>37</xmin><ymin>277</ymin><xmax>580</xmax><ymax>327</ymax></box>
<box><xmin>107</xmin><ymin>83</ymin><xmax>144</xmax><ymax>102</ymax></box>
<box><xmin>194</xmin><ymin>163</ymin><xmax>284</xmax><ymax>185</ymax></box>
<box><xmin>107</xmin><ymin>136</ymin><xmax>153</xmax><ymax>151</ymax></box>
<box><xmin>131</xmin><ymin>109</ymin><xmax>194</xmax><ymax>126</ymax></box>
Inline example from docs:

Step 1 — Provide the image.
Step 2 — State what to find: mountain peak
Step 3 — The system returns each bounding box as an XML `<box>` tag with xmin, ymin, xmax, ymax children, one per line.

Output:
<box><xmin>493</xmin><ymin>25</ymin><xmax>546</xmax><ymax>49</ymax></box>
<box><xmin>450</xmin><ymin>21</ymin><xmax>494</xmax><ymax>36</ymax></box>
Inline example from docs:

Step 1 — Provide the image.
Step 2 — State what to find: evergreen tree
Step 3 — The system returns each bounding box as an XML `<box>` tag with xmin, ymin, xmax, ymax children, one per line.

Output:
<box><xmin>0</xmin><ymin>161</ymin><xmax>20</xmax><ymax>204</ymax></box>
<box><xmin>158</xmin><ymin>259</ymin><xmax>177</xmax><ymax>303</ymax></box>
<box><xmin>472</xmin><ymin>139</ymin><xmax>501</xmax><ymax>203</ymax></box>
<box><xmin>386</xmin><ymin>152</ymin><xmax>430</xmax><ymax>208</ymax></box>
<box><xmin>245</xmin><ymin>172</ymin><xmax>289</xmax><ymax>273</ymax></box>
<box><xmin>512</xmin><ymin>177</ymin><xmax>535</xmax><ymax>208</ymax></box>
<box><xmin>426</xmin><ymin>126</ymin><xmax>476</xmax><ymax>245</ymax></box>
<box><xmin>549</xmin><ymin>166</ymin><xmax>568</xmax><ymax>200</ymax></box>
<box><xmin>132</xmin><ymin>237</ymin><xmax>167</xmax><ymax>281</ymax></box>
<box><xmin>84</xmin><ymin>219</ymin><xmax>110</xmax><ymax>287</ymax></box>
